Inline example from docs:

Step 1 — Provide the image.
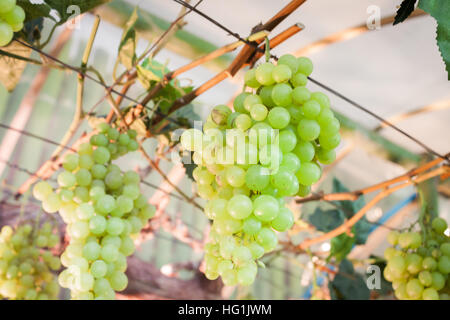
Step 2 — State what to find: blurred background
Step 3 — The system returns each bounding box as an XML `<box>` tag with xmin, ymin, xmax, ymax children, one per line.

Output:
<box><xmin>0</xmin><ymin>0</ymin><xmax>449</xmax><ymax>299</ymax></box>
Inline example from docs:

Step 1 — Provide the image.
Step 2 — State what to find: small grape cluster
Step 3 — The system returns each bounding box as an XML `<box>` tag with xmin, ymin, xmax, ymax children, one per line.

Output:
<box><xmin>32</xmin><ymin>123</ymin><xmax>156</xmax><ymax>300</ymax></box>
<box><xmin>0</xmin><ymin>0</ymin><xmax>25</xmax><ymax>47</ymax></box>
<box><xmin>0</xmin><ymin>223</ymin><xmax>61</xmax><ymax>300</ymax></box>
<box><xmin>180</xmin><ymin>55</ymin><xmax>340</xmax><ymax>286</ymax></box>
<box><xmin>384</xmin><ymin>217</ymin><xmax>450</xmax><ymax>300</ymax></box>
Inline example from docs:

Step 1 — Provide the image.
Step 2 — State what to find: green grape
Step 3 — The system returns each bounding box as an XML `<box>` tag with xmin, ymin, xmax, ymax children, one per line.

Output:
<box><xmin>271</xmin><ymin>83</ymin><xmax>292</xmax><ymax>107</ymax></box>
<box><xmin>233</xmin><ymin>92</ymin><xmax>250</xmax><ymax>113</ymax></box>
<box><xmin>245</xmin><ymin>165</ymin><xmax>269</xmax><ymax>192</ymax></box>
<box><xmin>431</xmin><ymin>272</ymin><xmax>445</xmax><ymax>290</ymax></box>
<box><xmin>0</xmin><ymin>0</ymin><xmax>17</xmax><ymax>14</ymax></box>
<box><xmin>311</xmin><ymin>92</ymin><xmax>330</xmax><ymax>109</ymax></box>
<box><xmin>232</xmin><ymin>246</ymin><xmax>252</xmax><ymax>265</ymax></box>
<box><xmin>438</xmin><ymin>255</ymin><xmax>450</xmax><ymax>274</ymax></box>
<box><xmin>258</xmin><ymin>85</ymin><xmax>275</xmax><ymax>107</ymax></box>
<box><xmin>227</xmin><ymin>195</ymin><xmax>253</xmax><ymax>220</ymax></box>
<box><xmin>256</xmin><ymin>228</ymin><xmax>278</xmax><ymax>252</ymax></box>
<box><xmin>32</xmin><ymin>181</ymin><xmax>53</xmax><ymax>201</ymax></box>
<box><xmin>291</xmin><ymin>73</ymin><xmax>307</xmax><ymax>87</ymax></box>
<box><xmin>317</xmin><ymin>107</ymin><xmax>334</xmax><ymax>126</ymax></box>
<box><xmin>271</xmin><ymin>166</ymin><xmax>295</xmax><ymax>192</ymax></box>
<box><xmin>287</xmin><ymin>105</ymin><xmax>303</xmax><ymax>124</ymax></box>
<box><xmin>255</xmin><ymin>62</ymin><xmax>275</xmax><ymax>85</ymax></box>
<box><xmin>293</xmin><ymin>140</ymin><xmax>315</xmax><ymax>162</ymax></box>
<box><xmin>271</xmin><ymin>207</ymin><xmax>294</xmax><ymax>232</ymax></box>
<box><xmin>0</xmin><ymin>22</ymin><xmax>13</xmax><ymax>47</ymax></box>
<box><xmin>211</xmin><ymin>105</ymin><xmax>232</xmax><ymax>126</ymax></box>
<box><xmin>42</xmin><ymin>193</ymin><xmax>61</xmax><ymax>213</ymax></box>
<box><xmin>405</xmin><ymin>254</ymin><xmax>422</xmax><ymax>274</ymax></box>
<box><xmin>295</xmin><ymin>162</ymin><xmax>321</xmax><ymax>186</ymax></box>
<box><xmin>268</xmin><ymin>107</ymin><xmax>291</xmax><ymax>129</ymax></box>
<box><xmin>422</xmin><ymin>288</ymin><xmax>439</xmax><ymax>300</ymax></box>
<box><xmin>432</xmin><ymin>217</ymin><xmax>448</xmax><ymax>234</ymax></box>
<box><xmin>297</xmin><ymin>119</ymin><xmax>320</xmax><ymax>141</ymax></box>
<box><xmin>250</xmin><ymin>103</ymin><xmax>268</xmax><ymax>121</ymax></box>
<box><xmin>243</xmin><ymin>216</ymin><xmax>262</xmax><ymax>236</ymax></box>
<box><xmin>253</xmin><ymin>195</ymin><xmax>279</xmax><ymax>222</ymax></box>
<box><xmin>244</xmin><ymin>69</ymin><xmax>260</xmax><ymax>88</ymax></box>
<box><xmin>302</xmin><ymin>100</ymin><xmax>321</xmax><ymax>119</ymax></box>
<box><xmin>406</xmin><ymin>279</ymin><xmax>423</xmax><ymax>299</ymax></box>
<box><xmin>235</xmin><ymin>114</ymin><xmax>252</xmax><ymax>131</ymax></box>
<box><xmin>292</xmin><ymin>86</ymin><xmax>311</xmax><ymax>104</ymax></box>
<box><xmin>277</xmin><ymin>54</ymin><xmax>299</xmax><ymax>74</ymax></box>
<box><xmin>243</xmin><ymin>94</ymin><xmax>262</xmax><ymax>112</ymax></box>
<box><xmin>278</xmin><ymin>130</ymin><xmax>297</xmax><ymax>153</ymax></box>
<box><xmin>75</xmin><ymin>169</ymin><xmax>92</xmax><ymax>187</ymax></box>
<box><xmin>319</xmin><ymin>132</ymin><xmax>341</xmax><ymax>150</ymax></box>
<box><xmin>321</xmin><ymin>117</ymin><xmax>340</xmax><ymax>136</ymax></box>
<box><xmin>316</xmin><ymin>147</ymin><xmax>336</xmax><ymax>165</ymax></box>
<box><xmin>63</xmin><ymin>154</ymin><xmax>79</xmax><ymax>172</ymax></box>
<box><xmin>297</xmin><ymin>57</ymin><xmax>313</xmax><ymax>76</ymax></box>
<box><xmin>280</xmin><ymin>153</ymin><xmax>301</xmax><ymax>173</ymax></box>
<box><xmin>272</xmin><ymin>64</ymin><xmax>292</xmax><ymax>83</ymax></box>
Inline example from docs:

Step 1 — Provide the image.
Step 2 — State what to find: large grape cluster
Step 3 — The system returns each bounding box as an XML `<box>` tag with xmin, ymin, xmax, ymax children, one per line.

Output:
<box><xmin>384</xmin><ymin>217</ymin><xmax>450</xmax><ymax>300</ymax></box>
<box><xmin>32</xmin><ymin>123</ymin><xmax>156</xmax><ymax>300</ymax></box>
<box><xmin>0</xmin><ymin>223</ymin><xmax>61</xmax><ymax>300</ymax></box>
<box><xmin>180</xmin><ymin>55</ymin><xmax>341</xmax><ymax>286</ymax></box>
<box><xmin>0</xmin><ymin>0</ymin><xmax>25</xmax><ymax>47</ymax></box>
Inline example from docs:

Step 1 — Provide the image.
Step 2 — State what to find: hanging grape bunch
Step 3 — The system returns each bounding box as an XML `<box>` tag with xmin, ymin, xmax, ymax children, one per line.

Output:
<box><xmin>32</xmin><ymin>123</ymin><xmax>156</xmax><ymax>300</ymax></box>
<box><xmin>384</xmin><ymin>217</ymin><xmax>450</xmax><ymax>300</ymax></box>
<box><xmin>180</xmin><ymin>54</ymin><xmax>341</xmax><ymax>286</ymax></box>
<box><xmin>0</xmin><ymin>222</ymin><xmax>61</xmax><ymax>300</ymax></box>
<box><xmin>0</xmin><ymin>0</ymin><xmax>25</xmax><ymax>47</ymax></box>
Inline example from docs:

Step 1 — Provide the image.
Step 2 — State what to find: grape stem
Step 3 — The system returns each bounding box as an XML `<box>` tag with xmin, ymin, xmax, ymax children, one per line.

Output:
<box><xmin>296</xmin><ymin>155</ymin><xmax>449</xmax><ymax>204</ymax></box>
<box><xmin>296</xmin><ymin>165</ymin><xmax>448</xmax><ymax>250</ymax></box>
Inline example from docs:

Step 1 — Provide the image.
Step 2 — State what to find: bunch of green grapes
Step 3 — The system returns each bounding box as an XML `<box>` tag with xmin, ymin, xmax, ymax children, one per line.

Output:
<box><xmin>384</xmin><ymin>217</ymin><xmax>450</xmax><ymax>300</ymax></box>
<box><xmin>0</xmin><ymin>0</ymin><xmax>26</xmax><ymax>47</ymax></box>
<box><xmin>0</xmin><ymin>222</ymin><xmax>61</xmax><ymax>300</ymax></box>
<box><xmin>180</xmin><ymin>54</ymin><xmax>341</xmax><ymax>286</ymax></box>
<box><xmin>32</xmin><ymin>123</ymin><xmax>156</xmax><ymax>300</ymax></box>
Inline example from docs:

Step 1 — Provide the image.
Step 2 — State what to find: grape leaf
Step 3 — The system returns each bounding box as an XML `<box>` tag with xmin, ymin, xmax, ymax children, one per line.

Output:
<box><xmin>418</xmin><ymin>0</ymin><xmax>450</xmax><ymax>79</ymax></box>
<box><xmin>328</xmin><ymin>233</ymin><xmax>355</xmax><ymax>263</ymax></box>
<box><xmin>329</xmin><ymin>259</ymin><xmax>370</xmax><ymax>300</ymax></box>
<box><xmin>393</xmin><ymin>0</ymin><xmax>417</xmax><ymax>25</ymax></box>
<box><xmin>331</xmin><ymin>178</ymin><xmax>370</xmax><ymax>245</ymax></box>
<box><xmin>308</xmin><ymin>208</ymin><xmax>345</xmax><ymax>232</ymax></box>
<box><xmin>118</xmin><ymin>7</ymin><xmax>138</xmax><ymax>70</ymax></box>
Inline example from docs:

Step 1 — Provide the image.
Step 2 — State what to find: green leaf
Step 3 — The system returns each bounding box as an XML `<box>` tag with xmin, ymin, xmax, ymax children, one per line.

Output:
<box><xmin>418</xmin><ymin>0</ymin><xmax>450</xmax><ymax>79</ymax></box>
<box><xmin>331</xmin><ymin>178</ymin><xmax>370</xmax><ymax>245</ymax></box>
<box><xmin>141</xmin><ymin>58</ymin><xmax>171</xmax><ymax>81</ymax></box>
<box><xmin>118</xmin><ymin>7</ymin><xmax>138</xmax><ymax>69</ymax></box>
<box><xmin>329</xmin><ymin>259</ymin><xmax>370</xmax><ymax>300</ymax></box>
<box><xmin>332</xmin><ymin>178</ymin><xmax>364</xmax><ymax>217</ymax></box>
<box><xmin>17</xmin><ymin>1</ymin><xmax>52</xmax><ymax>22</ymax></box>
<box><xmin>393</xmin><ymin>0</ymin><xmax>417</xmax><ymax>25</ymax></box>
<box><xmin>308</xmin><ymin>208</ymin><xmax>345</xmax><ymax>232</ymax></box>
<box><xmin>328</xmin><ymin>233</ymin><xmax>355</xmax><ymax>263</ymax></box>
